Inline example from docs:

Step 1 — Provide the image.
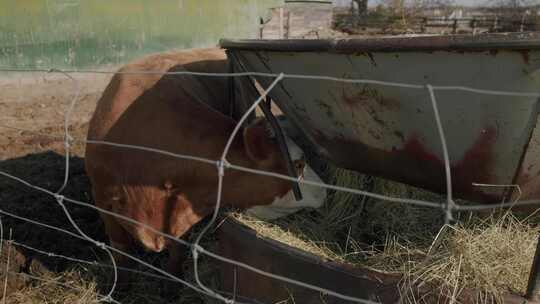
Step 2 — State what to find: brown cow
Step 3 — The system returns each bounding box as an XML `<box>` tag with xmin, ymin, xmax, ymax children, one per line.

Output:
<box><xmin>85</xmin><ymin>48</ymin><xmax>301</xmax><ymax>279</ymax></box>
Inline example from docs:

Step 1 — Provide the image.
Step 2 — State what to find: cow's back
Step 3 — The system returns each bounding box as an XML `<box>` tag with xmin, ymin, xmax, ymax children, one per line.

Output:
<box><xmin>87</xmin><ymin>48</ymin><xmax>228</xmax><ymax>144</ymax></box>
<box><xmin>84</xmin><ymin>48</ymin><xmax>244</xmax><ymax>214</ymax></box>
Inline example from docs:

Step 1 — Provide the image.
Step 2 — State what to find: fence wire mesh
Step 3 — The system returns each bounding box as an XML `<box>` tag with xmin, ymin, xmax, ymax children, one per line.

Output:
<box><xmin>0</xmin><ymin>66</ymin><xmax>539</xmax><ymax>304</ymax></box>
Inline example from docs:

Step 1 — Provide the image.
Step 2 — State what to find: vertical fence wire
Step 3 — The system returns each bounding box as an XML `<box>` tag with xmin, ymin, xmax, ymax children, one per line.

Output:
<box><xmin>0</xmin><ymin>67</ymin><xmax>539</xmax><ymax>304</ymax></box>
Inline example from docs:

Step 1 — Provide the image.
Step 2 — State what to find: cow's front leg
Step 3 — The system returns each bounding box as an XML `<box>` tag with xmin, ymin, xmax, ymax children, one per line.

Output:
<box><xmin>165</xmin><ymin>192</ymin><xmax>206</xmax><ymax>275</ymax></box>
<box><xmin>166</xmin><ymin>239</ymin><xmax>189</xmax><ymax>278</ymax></box>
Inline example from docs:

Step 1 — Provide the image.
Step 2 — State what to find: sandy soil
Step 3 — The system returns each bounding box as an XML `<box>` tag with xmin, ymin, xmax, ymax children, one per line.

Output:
<box><xmin>0</xmin><ymin>72</ymin><xmax>111</xmax><ymax>288</ymax></box>
<box><xmin>0</xmin><ymin>73</ymin><xmax>219</xmax><ymax>303</ymax></box>
<box><xmin>0</xmin><ymin>73</ymin><xmax>110</xmax><ymax>159</ymax></box>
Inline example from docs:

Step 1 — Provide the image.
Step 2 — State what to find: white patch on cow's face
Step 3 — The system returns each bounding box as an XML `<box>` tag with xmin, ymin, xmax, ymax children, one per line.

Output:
<box><xmin>246</xmin><ymin>136</ymin><xmax>327</xmax><ymax>220</ymax></box>
<box><xmin>285</xmin><ymin>136</ymin><xmax>303</xmax><ymax>163</ymax></box>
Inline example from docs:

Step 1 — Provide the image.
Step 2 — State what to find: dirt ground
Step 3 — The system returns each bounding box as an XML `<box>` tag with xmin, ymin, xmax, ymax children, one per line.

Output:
<box><xmin>0</xmin><ymin>73</ymin><xmax>221</xmax><ymax>303</ymax></box>
<box><xmin>0</xmin><ymin>72</ymin><xmax>110</xmax><ymax>261</ymax></box>
<box><xmin>3</xmin><ymin>70</ymin><xmax>538</xmax><ymax>304</ymax></box>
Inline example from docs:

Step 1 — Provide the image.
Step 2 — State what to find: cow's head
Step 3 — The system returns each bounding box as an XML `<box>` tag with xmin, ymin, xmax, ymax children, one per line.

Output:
<box><xmin>241</xmin><ymin>118</ymin><xmax>326</xmax><ymax>219</ymax></box>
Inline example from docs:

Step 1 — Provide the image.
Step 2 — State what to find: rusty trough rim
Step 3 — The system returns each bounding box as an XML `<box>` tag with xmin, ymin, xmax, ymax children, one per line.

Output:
<box><xmin>220</xmin><ymin>216</ymin><xmax>537</xmax><ymax>304</ymax></box>
<box><xmin>220</xmin><ymin>31</ymin><xmax>540</xmax><ymax>53</ymax></box>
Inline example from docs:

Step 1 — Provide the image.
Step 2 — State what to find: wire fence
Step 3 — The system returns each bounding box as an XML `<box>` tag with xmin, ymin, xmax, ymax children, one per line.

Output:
<box><xmin>0</xmin><ymin>66</ymin><xmax>540</xmax><ymax>304</ymax></box>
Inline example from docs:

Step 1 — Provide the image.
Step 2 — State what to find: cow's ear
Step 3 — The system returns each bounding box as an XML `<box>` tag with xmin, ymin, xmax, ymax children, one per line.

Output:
<box><xmin>243</xmin><ymin>119</ymin><xmax>273</xmax><ymax>162</ymax></box>
<box><xmin>168</xmin><ymin>193</ymin><xmax>204</xmax><ymax>238</ymax></box>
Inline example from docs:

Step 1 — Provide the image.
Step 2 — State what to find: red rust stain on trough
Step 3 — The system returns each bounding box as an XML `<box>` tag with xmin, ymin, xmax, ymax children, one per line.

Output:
<box><xmin>399</xmin><ymin>127</ymin><xmax>497</xmax><ymax>197</ymax></box>
<box><xmin>401</xmin><ymin>137</ymin><xmax>440</xmax><ymax>163</ymax></box>
<box><xmin>453</xmin><ymin>128</ymin><xmax>497</xmax><ymax>182</ymax></box>
<box><xmin>518</xmin><ymin>173</ymin><xmax>532</xmax><ymax>185</ymax></box>
<box><xmin>343</xmin><ymin>88</ymin><xmax>400</xmax><ymax>111</ymax></box>
<box><xmin>343</xmin><ymin>91</ymin><xmax>363</xmax><ymax>107</ymax></box>
<box><xmin>311</xmin><ymin>127</ymin><xmax>499</xmax><ymax>203</ymax></box>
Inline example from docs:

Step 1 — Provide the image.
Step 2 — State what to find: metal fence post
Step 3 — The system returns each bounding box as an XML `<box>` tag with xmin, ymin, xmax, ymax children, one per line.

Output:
<box><xmin>279</xmin><ymin>7</ymin><xmax>284</xmax><ymax>39</ymax></box>
<box><xmin>526</xmin><ymin>234</ymin><xmax>540</xmax><ymax>301</ymax></box>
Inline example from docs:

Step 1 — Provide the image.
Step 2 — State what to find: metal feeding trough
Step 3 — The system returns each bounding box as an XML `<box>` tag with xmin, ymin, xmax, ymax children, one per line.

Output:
<box><xmin>222</xmin><ymin>32</ymin><xmax>540</xmax><ymax>204</ymax></box>
<box><xmin>217</xmin><ymin>32</ymin><xmax>540</xmax><ymax>303</ymax></box>
<box><xmin>216</xmin><ymin>218</ymin><xmax>537</xmax><ymax>304</ymax></box>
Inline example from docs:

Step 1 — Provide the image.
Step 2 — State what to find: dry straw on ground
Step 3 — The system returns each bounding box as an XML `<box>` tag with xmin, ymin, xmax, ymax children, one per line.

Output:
<box><xmin>233</xmin><ymin>161</ymin><xmax>540</xmax><ymax>303</ymax></box>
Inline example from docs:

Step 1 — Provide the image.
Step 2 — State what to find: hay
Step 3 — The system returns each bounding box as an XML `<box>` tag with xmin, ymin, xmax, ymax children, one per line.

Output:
<box><xmin>232</xmin><ymin>162</ymin><xmax>540</xmax><ymax>302</ymax></box>
<box><xmin>6</xmin><ymin>270</ymin><xmax>100</xmax><ymax>304</ymax></box>
<box><xmin>4</xmin><ymin>225</ymin><xmax>223</xmax><ymax>304</ymax></box>
<box><xmin>409</xmin><ymin>215</ymin><xmax>539</xmax><ymax>301</ymax></box>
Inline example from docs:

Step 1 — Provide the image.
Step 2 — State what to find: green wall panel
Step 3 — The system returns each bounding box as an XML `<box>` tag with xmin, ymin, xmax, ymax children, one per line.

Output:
<box><xmin>0</xmin><ymin>0</ymin><xmax>282</xmax><ymax>68</ymax></box>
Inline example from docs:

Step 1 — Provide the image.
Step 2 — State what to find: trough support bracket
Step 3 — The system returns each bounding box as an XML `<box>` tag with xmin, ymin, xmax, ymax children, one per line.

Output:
<box><xmin>259</xmin><ymin>98</ymin><xmax>303</xmax><ymax>201</ymax></box>
<box><xmin>526</xmin><ymin>234</ymin><xmax>540</xmax><ymax>301</ymax></box>
<box><xmin>226</xmin><ymin>50</ymin><xmax>302</xmax><ymax>201</ymax></box>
